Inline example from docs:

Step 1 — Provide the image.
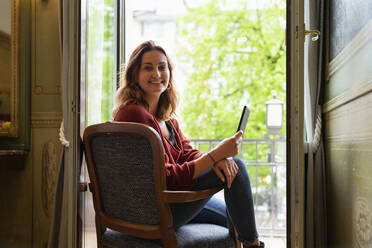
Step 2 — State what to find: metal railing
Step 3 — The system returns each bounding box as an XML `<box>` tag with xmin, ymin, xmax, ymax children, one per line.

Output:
<box><xmin>190</xmin><ymin>137</ymin><xmax>286</xmax><ymax>238</ymax></box>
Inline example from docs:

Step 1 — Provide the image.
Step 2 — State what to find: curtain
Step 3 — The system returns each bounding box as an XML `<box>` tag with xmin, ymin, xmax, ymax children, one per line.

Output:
<box><xmin>86</xmin><ymin>0</ymin><xmax>105</xmax><ymax>125</ymax></box>
<box><xmin>48</xmin><ymin>0</ymin><xmax>75</xmax><ymax>247</ymax></box>
<box><xmin>86</xmin><ymin>0</ymin><xmax>116</xmax><ymax>125</ymax></box>
<box><xmin>304</xmin><ymin>0</ymin><xmax>327</xmax><ymax>247</ymax></box>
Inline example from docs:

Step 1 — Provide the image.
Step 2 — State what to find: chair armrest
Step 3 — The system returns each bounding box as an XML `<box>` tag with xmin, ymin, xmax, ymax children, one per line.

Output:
<box><xmin>162</xmin><ymin>185</ymin><xmax>223</xmax><ymax>203</ymax></box>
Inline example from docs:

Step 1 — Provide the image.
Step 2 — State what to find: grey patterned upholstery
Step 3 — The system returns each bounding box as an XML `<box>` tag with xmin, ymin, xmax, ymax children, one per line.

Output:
<box><xmin>102</xmin><ymin>224</ymin><xmax>235</xmax><ymax>248</ymax></box>
<box><xmin>91</xmin><ymin>133</ymin><xmax>160</xmax><ymax>225</ymax></box>
<box><xmin>87</xmin><ymin>123</ymin><xmax>236</xmax><ymax>248</ymax></box>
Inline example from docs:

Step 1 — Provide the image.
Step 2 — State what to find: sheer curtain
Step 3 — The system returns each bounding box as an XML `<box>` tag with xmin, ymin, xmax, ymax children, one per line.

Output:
<box><xmin>48</xmin><ymin>0</ymin><xmax>78</xmax><ymax>247</ymax></box>
<box><xmin>86</xmin><ymin>0</ymin><xmax>104</xmax><ymax>125</ymax></box>
<box><xmin>86</xmin><ymin>0</ymin><xmax>116</xmax><ymax>125</ymax></box>
<box><xmin>304</xmin><ymin>0</ymin><xmax>327</xmax><ymax>247</ymax></box>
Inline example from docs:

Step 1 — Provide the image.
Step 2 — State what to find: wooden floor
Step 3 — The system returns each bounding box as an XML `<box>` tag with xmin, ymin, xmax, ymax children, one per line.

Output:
<box><xmin>83</xmin><ymin>230</ymin><xmax>286</xmax><ymax>248</ymax></box>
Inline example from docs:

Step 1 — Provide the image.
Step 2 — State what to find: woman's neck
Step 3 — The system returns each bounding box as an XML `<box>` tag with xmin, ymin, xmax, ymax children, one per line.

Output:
<box><xmin>145</xmin><ymin>96</ymin><xmax>159</xmax><ymax>116</ymax></box>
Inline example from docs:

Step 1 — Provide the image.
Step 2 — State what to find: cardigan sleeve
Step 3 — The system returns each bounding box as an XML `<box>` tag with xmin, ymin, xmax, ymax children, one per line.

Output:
<box><xmin>114</xmin><ymin>104</ymin><xmax>196</xmax><ymax>190</ymax></box>
<box><xmin>164</xmin><ymin>155</ymin><xmax>196</xmax><ymax>190</ymax></box>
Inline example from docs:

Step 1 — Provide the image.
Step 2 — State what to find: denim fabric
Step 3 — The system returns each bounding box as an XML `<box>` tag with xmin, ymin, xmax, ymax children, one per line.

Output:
<box><xmin>189</xmin><ymin>197</ymin><xmax>227</xmax><ymax>227</ymax></box>
<box><xmin>170</xmin><ymin>157</ymin><xmax>259</xmax><ymax>245</ymax></box>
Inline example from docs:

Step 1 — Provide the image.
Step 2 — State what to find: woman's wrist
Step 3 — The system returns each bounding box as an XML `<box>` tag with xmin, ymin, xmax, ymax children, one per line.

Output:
<box><xmin>208</xmin><ymin>150</ymin><xmax>219</xmax><ymax>162</ymax></box>
<box><xmin>206</xmin><ymin>152</ymin><xmax>217</xmax><ymax>164</ymax></box>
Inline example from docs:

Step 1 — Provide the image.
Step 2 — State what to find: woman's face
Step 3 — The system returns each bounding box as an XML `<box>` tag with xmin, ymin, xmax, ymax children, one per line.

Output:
<box><xmin>137</xmin><ymin>50</ymin><xmax>170</xmax><ymax>101</ymax></box>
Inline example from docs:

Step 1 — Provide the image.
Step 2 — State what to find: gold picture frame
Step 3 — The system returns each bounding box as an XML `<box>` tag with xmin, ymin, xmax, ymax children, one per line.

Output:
<box><xmin>0</xmin><ymin>0</ymin><xmax>19</xmax><ymax>137</ymax></box>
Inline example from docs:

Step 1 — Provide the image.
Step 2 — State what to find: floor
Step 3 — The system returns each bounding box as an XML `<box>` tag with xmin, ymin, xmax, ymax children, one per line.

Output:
<box><xmin>84</xmin><ymin>230</ymin><xmax>286</xmax><ymax>247</ymax></box>
<box><xmin>262</xmin><ymin>237</ymin><xmax>286</xmax><ymax>247</ymax></box>
<box><xmin>83</xmin><ymin>190</ymin><xmax>286</xmax><ymax>247</ymax></box>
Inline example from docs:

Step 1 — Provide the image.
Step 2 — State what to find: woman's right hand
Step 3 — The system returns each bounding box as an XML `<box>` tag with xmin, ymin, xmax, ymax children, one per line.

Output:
<box><xmin>210</xmin><ymin>131</ymin><xmax>243</xmax><ymax>161</ymax></box>
<box><xmin>213</xmin><ymin>158</ymin><xmax>239</xmax><ymax>188</ymax></box>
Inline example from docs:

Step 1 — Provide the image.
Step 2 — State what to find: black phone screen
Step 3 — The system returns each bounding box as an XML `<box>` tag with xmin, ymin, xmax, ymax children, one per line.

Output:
<box><xmin>237</xmin><ymin>106</ymin><xmax>250</xmax><ymax>134</ymax></box>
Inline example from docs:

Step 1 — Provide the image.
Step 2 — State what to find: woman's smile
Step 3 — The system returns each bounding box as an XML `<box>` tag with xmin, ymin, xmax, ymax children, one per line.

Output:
<box><xmin>138</xmin><ymin>50</ymin><xmax>170</xmax><ymax>101</ymax></box>
<box><xmin>149</xmin><ymin>80</ymin><xmax>164</xmax><ymax>84</ymax></box>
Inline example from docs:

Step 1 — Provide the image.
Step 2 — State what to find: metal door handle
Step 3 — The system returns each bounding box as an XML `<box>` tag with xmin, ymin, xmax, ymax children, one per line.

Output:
<box><xmin>304</xmin><ymin>29</ymin><xmax>320</xmax><ymax>41</ymax></box>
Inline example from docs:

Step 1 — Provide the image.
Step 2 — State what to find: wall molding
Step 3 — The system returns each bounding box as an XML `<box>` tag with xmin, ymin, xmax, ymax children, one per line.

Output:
<box><xmin>41</xmin><ymin>140</ymin><xmax>60</xmax><ymax>218</ymax></box>
<box><xmin>31</xmin><ymin>112</ymin><xmax>62</xmax><ymax>128</ymax></box>
<box><xmin>32</xmin><ymin>0</ymin><xmax>61</xmax><ymax>95</ymax></box>
<box><xmin>323</xmin><ymin>78</ymin><xmax>372</xmax><ymax>113</ymax></box>
<box><xmin>328</xmin><ymin>19</ymin><xmax>372</xmax><ymax>79</ymax></box>
<box><xmin>326</xmin><ymin>132</ymin><xmax>372</xmax><ymax>144</ymax></box>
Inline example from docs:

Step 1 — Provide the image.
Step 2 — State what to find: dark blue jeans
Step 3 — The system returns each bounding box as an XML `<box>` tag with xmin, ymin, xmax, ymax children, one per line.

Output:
<box><xmin>188</xmin><ymin>196</ymin><xmax>227</xmax><ymax>227</ymax></box>
<box><xmin>170</xmin><ymin>157</ymin><xmax>259</xmax><ymax>245</ymax></box>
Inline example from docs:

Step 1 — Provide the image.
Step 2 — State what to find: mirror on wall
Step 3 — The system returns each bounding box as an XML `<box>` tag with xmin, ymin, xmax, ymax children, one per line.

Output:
<box><xmin>0</xmin><ymin>0</ymin><xmax>19</xmax><ymax>137</ymax></box>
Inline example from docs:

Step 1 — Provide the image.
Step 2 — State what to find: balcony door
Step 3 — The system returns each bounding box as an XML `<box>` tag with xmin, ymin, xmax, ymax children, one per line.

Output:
<box><xmin>77</xmin><ymin>0</ymin><xmax>306</xmax><ymax>247</ymax></box>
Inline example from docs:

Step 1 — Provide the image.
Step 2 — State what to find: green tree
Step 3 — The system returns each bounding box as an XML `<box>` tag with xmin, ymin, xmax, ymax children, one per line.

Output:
<box><xmin>176</xmin><ymin>0</ymin><xmax>286</xmax><ymax>139</ymax></box>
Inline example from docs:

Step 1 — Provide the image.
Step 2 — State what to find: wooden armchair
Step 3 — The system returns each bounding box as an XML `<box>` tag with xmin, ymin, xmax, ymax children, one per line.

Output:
<box><xmin>83</xmin><ymin>121</ymin><xmax>239</xmax><ymax>248</ymax></box>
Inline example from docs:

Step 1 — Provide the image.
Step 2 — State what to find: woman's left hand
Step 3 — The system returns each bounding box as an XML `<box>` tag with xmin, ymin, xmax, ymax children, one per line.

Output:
<box><xmin>212</xmin><ymin>158</ymin><xmax>239</xmax><ymax>188</ymax></box>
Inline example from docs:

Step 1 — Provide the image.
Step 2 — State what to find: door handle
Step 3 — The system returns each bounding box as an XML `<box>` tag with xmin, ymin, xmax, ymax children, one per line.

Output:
<box><xmin>304</xmin><ymin>28</ymin><xmax>320</xmax><ymax>41</ymax></box>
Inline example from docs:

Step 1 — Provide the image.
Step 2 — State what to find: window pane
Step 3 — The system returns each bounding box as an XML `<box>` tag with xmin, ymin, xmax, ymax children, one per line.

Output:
<box><xmin>86</xmin><ymin>0</ymin><xmax>115</xmax><ymax>125</ymax></box>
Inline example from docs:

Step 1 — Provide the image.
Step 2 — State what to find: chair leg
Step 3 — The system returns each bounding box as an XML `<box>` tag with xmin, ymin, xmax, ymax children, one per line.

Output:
<box><xmin>95</xmin><ymin>215</ymin><xmax>106</xmax><ymax>248</ymax></box>
<box><xmin>160</xmin><ymin>227</ymin><xmax>179</xmax><ymax>248</ymax></box>
<box><xmin>227</xmin><ymin>210</ymin><xmax>242</xmax><ymax>248</ymax></box>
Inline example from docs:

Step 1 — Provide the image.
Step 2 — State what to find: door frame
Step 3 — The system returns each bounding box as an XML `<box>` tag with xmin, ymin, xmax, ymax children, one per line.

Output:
<box><xmin>286</xmin><ymin>0</ymin><xmax>305</xmax><ymax>247</ymax></box>
<box><xmin>73</xmin><ymin>0</ymin><xmax>306</xmax><ymax>247</ymax></box>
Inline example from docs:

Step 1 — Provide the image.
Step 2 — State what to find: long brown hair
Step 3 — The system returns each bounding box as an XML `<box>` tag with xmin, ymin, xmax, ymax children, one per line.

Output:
<box><xmin>112</xmin><ymin>40</ymin><xmax>178</xmax><ymax>121</ymax></box>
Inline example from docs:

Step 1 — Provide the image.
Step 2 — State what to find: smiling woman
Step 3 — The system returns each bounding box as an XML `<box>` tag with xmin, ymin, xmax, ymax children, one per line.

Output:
<box><xmin>138</xmin><ymin>51</ymin><xmax>170</xmax><ymax>112</ymax></box>
<box><xmin>113</xmin><ymin>41</ymin><xmax>178</xmax><ymax>122</ymax></box>
<box><xmin>112</xmin><ymin>40</ymin><xmax>265</xmax><ymax>247</ymax></box>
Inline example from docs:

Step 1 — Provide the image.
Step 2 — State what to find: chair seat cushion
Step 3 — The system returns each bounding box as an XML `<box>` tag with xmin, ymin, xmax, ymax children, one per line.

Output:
<box><xmin>176</xmin><ymin>223</ymin><xmax>236</xmax><ymax>248</ymax></box>
<box><xmin>101</xmin><ymin>223</ymin><xmax>235</xmax><ymax>248</ymax></box>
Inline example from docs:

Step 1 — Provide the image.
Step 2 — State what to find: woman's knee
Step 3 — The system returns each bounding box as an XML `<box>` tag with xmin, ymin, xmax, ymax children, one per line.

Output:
<box><xmin>232</xmin><ymin>156</ymin><xmax>250</xmax><ymax>179</ymax></box>
<box><xmin>233</xmin><ymin>156</ymin><xmax>247</xmax><ymax>171</ymax></box>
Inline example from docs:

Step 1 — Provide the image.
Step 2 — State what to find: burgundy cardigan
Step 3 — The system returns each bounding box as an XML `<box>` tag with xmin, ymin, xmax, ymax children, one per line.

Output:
<box><xmin>114</xmin><ymin>104</ymin><xmax>203</xmax><ymax>190</ymax></box>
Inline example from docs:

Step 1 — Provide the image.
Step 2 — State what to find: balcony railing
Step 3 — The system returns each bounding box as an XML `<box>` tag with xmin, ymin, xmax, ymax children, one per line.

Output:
<box><xmin>190</xmin><ymin>137</ymin><xmax>286</xmax><ymax>238</ymax></box>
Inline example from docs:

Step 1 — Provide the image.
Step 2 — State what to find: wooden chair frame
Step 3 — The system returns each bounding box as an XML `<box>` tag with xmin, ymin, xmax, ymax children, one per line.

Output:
<box><xmin>83</xmin><ymin>121</ymin><xmax>240</xmax><ymax>248</ymax></box>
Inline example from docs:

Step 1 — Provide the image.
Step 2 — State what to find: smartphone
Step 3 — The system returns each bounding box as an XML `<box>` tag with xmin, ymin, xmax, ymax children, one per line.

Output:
<box><xmin>237</xmin><ymin>106</ymin><xmax>250</xmax><ymax>134</ymax></box>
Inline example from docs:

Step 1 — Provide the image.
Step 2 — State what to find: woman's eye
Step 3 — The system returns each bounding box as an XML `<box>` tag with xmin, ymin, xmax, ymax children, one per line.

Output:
<box><xmin>159</xmin><ymin>65</ymin><xmax>167</xmax><ymax>71</ymax></box>
<box><xmin>143</xmin><ymin>66</ymin><xmax>152</xmax><ymax>71</ymax></box>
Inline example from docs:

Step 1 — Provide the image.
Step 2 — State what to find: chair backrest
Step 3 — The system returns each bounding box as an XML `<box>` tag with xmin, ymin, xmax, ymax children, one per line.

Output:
<box><xmin>83</xmin><ymin>122</ymin><xmax>236</xmax><ymax>248</ymax></box>
<box><xmin>83</xmin><ymin>122</ymin><xmax>167</xmax><ymax>227</ymax></box>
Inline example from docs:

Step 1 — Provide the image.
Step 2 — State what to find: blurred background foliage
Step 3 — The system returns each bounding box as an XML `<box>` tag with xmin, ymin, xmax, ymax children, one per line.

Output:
<box><xmin>176</xmin><ymin>0</ymin><xmax>286</xmax><ymax>139</ymax></box>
